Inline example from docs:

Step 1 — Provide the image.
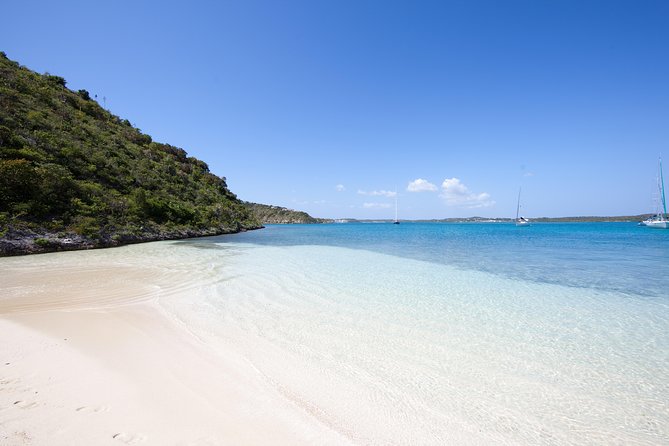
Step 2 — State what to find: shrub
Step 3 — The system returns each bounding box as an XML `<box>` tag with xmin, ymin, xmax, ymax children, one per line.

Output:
<box><xmin>0</xmin><ymin>159</ymin><xmax>39</xmax><ymax>211</ymax></box>
<box><xmin>77</xmin><ymin>89</ymin><xmax>91</xmax><ymax>100</ymax></box>
<box><xmin>34</xmin><ymin>238</ymin><xmax>50</xmax><ymax>247</ymax></box>
<box><xmin>70</xmin><ymin>216</ymin><xmax>100</xmax><ymax>238</ymax></box>
<box><xmin>44</xmin><ymin>74</ymin><xmax>66</xmax><ymax>87</ymax></box>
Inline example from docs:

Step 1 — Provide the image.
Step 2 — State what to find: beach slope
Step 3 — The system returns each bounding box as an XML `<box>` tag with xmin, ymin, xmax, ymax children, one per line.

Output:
<box><xmin>0</xmin><ymin>249</ymin><xmax>348</xmax><ymax>446</ymax></box>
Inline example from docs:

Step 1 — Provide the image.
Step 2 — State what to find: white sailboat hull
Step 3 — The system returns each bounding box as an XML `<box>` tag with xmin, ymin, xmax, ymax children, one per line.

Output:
<box><xmin>642</xmin><ymin>219</ymin><xmax>668</xmax><ymax>229</ymax></box>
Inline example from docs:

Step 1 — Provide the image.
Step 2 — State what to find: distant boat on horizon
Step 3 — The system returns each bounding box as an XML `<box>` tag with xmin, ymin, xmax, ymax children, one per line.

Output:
<box><xmin>640</xmin><ymin>158</ymin><xmax>668</xmax><ymax>229</ymax></box>
<box><xmin>515</xmin><ymin>187</ymin><xmax>530</xmax><ymax>226</ymax></box>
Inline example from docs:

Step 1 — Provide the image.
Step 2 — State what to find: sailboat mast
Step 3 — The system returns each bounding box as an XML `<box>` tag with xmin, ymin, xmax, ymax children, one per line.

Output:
<box><xmin>660</xmin><ymin>158</ymin><xmax>667</xmax><ymax>217</ymax></box>
<box><xmin>395</xmin><ymin>193</ymin><xmax>398</xmax><ymax>222</ymax></box>
<box><xmin>516</xmin><ymin>187</ymin><xmax>522</xmax><ymax>220</ymax></box>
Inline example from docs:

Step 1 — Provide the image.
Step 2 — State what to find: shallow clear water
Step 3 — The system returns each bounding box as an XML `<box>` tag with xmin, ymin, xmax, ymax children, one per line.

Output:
<box><xmin>164</xmin><ymin>222</ymin><xmax>669</xmax><ymax>444</ymax></box>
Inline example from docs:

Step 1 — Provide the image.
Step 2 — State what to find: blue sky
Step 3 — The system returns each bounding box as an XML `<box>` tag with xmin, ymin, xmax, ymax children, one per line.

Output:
<box><xmin>2</xmin><ymin>0</ymin><xmax>668</xmax><ymax>219</ymax></box>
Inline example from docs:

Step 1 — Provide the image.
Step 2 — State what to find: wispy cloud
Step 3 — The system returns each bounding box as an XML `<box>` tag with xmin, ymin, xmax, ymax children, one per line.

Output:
<box><xmin>523</xmin><ymin>172</ymin><xmax>535</xmax><ymax>177</ymax></box>
<box><xmin>363</xmin><ymin>202</ymin><xmax>392</xmax><ymax>209</ymax></box>
<box><xmin>407</xmin><ymin>178</ymin><xmax>437</xmax><ymax>192</ymax></box>
<box><xmin>440</xmin><ymin>178</ymin><xmax>495</xmax><ymax>208</ymax></box>
<box><xmin>335</xmin><ymin>184</ymin><xmax>346</xmax><ymax>192</ymax></box>
<box><xmin>358</xmin><ymin>189</ymin><xmax>397</xmax><ymax>198</ymax></box>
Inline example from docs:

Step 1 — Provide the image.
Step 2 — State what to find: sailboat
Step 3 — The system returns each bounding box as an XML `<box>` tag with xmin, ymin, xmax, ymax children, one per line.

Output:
<box><xmin>515</xmin><ymin>187</ymin><xmax>530</xmax><ymax>226</ymax></box>
<box><xmin>640</xmin><ymin>158</ymin><xmax>668</xmax><ymax>229</ymax></box>
<box><xmin>393</xmin><ymin>193</ymin><xmax>400</xmax><ymax>224</ymax></box>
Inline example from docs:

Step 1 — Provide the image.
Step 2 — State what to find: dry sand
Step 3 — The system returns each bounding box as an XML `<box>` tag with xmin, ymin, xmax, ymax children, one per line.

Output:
<box><xmin>0</xmin><ymin>251</ymin><xmax>350</xmax><ymax>446</ymax></box>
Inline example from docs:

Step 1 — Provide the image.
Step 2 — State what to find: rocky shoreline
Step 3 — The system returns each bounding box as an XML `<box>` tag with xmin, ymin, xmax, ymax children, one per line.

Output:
<box><xmin>0</xmin><ymin>225</ymin><xmax>263</xmax><ymax>257</ymax></box>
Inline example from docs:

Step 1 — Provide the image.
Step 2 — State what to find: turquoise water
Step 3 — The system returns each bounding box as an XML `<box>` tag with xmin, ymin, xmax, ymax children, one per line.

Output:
<box><xmin>215</xmin><ymin>222</ymin><xmax>669</xmax><ymax>297</ymax></box>
<box><xmin>161</xmin><ymin>222</ymin><xmax>669</xmax><ymax>444</ymax></box>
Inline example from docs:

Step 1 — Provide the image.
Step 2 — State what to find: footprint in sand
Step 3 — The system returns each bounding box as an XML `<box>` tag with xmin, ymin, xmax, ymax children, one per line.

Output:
<box><xmin>0</xmin><ymin>379</ymin><xmax>38</xmax><ymax>399</ymax></box>
<box><xmin>5</xmin><ymin>431</ymin><xmax>31</xmax><ymax>444</ymax></box>
<box><xmin>0</xmin><ymin>377</ymin><xmax>21</xmax><ymax>390</ymax></box>
<box><xmin>76</xmin><ymin>405</ymin><xmax>110</xmax><ymax>413</ymax></box>
<box><xmin>112</xmin><ymin>432</ymin><xmax>147</xmax><ymax>444</ymax></box>
<box><xmin>12</xmin><ymin>400</ymin><xmax>38</xmax><ymax>409</ymax></box>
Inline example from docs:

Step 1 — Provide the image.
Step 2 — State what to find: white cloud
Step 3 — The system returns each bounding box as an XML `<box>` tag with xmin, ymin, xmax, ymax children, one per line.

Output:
<box><xmin>363</xmin><ymin>202</ymin><xmax>392</xmax><ymax>209</ymax></box>
<box><xmin>440</xmin><ymin>178</ymin><xmax>495</xmax><ymax>208</ymax></box>
<box><xmin>335</xmin><ymin>184</ymin><xmax>346</xmax><ymax>192</ymax></box>
<box><xmin>358</xmin><ymin>189</ymin><xmax>397</xmax><ymax>198</ymax></box>
<box><xmin>523</xmin><ymin>172</ymin><xmax>535</xmax><ymax>177</ymax></box>
<box><xmin>407</xmin><ymin>178</ymin><xmax>437</xmax><ymax>192</ymax></box>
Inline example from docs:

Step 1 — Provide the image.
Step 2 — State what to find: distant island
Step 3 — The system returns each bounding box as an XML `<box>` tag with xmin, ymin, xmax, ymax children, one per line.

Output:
<box><xmin>412</xmin><ymin>215</ymin><xmax>650</xmax><ymax>223</ymax></box>
<box><xmin>244</xmin><ymin>202</ymin><xmax>333</xmax><ymax>224</ymax></box>
<box><xmin>0</xmin><ymin>52</ymin><xmax>330</xmax><ymax>256</ymax></box>
<box><xmin>328</xmin><ymin>215</ymin><xmax>650</xmax><ymax>223</ymax></box>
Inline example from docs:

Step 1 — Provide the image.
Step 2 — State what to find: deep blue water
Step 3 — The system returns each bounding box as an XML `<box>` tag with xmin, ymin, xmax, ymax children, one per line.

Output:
<box><xmin>202</xmin><ymin>222</ymin><xmax>669</xmax><ymax>298</ymax></box>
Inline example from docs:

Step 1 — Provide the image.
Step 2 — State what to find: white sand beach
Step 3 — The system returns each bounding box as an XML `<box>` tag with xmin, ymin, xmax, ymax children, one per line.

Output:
<box><xmin>0</xmin><ymin>245</ymin><xmax>350</xmax><ymax>446</ymax></box>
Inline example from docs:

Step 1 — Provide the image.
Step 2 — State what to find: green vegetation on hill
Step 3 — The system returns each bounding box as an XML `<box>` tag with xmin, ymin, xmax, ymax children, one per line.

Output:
<box><xmin>244</xmin><ymin>202</ymin><xmax>332</xmax><ymax>224</ymax></box>
<box><xmin>0</xmin><ymin>52</ymin><xmax>261</xmax><ymax>254</ymax></box>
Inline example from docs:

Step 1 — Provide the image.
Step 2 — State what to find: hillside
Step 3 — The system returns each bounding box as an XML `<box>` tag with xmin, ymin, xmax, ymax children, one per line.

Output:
<box><xmin>0</xmin><ymin>52</ymin><xmax>262</xmax><ymax>255</ymax></box>
<box><xmin>244</xmin><ymin>202</ymin><xmax>332</xmax><ymax>224</ymax></box>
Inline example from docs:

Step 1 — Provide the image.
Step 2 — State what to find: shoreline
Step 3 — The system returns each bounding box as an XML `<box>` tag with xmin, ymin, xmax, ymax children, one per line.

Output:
<box><xmin>0</xmin><ymin>248</ymin><xmax>348</xmax><ymax>445</ymax></box>
<box><xmin>0</xmin><ymin>225</ymin><xmax>263</xmax><ymax>258</ymax></box>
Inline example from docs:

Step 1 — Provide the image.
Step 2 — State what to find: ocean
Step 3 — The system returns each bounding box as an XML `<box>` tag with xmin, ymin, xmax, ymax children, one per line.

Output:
<box><xmin>4</xmin><ymin>222</ymin><xmax>669</xmax><ymax>444</ymax></box>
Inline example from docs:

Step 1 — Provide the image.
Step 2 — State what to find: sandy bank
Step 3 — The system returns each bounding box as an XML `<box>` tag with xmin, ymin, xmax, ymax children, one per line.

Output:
<box><xmin>0</xmin><ymin>249</ymin><xmax>349</xmax><ymax>445</ymax></box>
